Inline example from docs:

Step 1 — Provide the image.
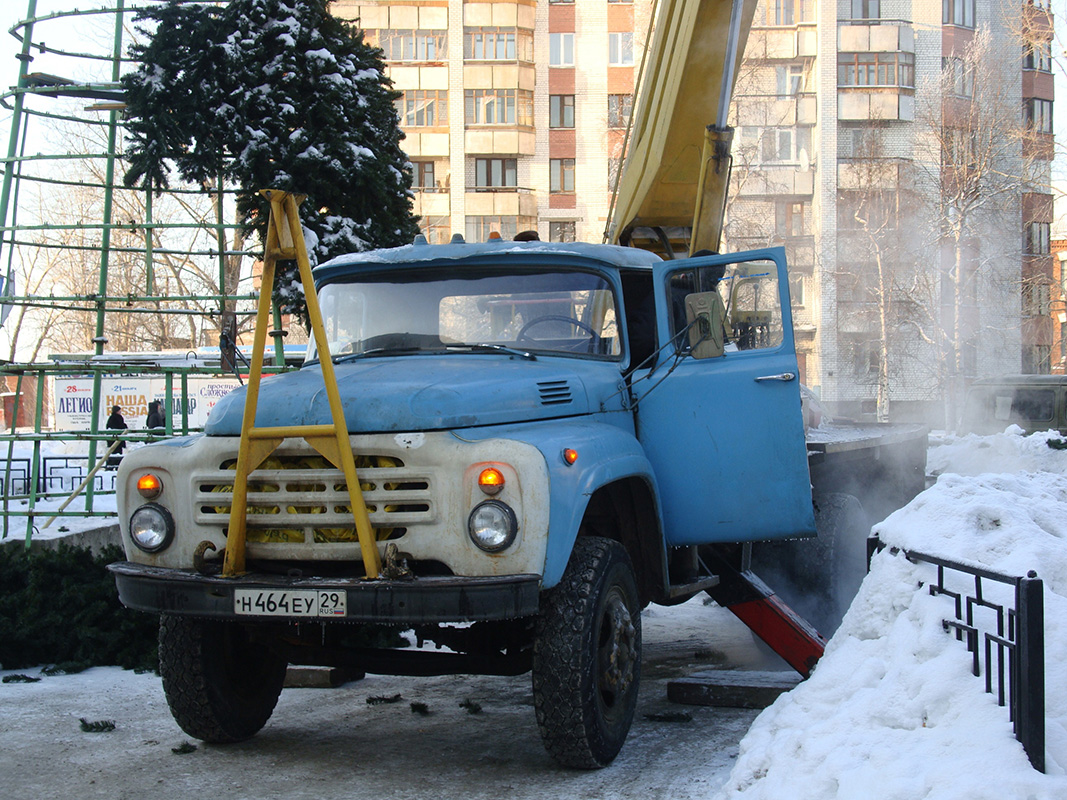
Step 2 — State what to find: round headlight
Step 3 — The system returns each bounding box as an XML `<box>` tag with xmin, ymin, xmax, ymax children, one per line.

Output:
<box><xmin>129</xmin><ymin>503</ymin><xmax>175</xmax><ymax>553</ymax></box>
<box><xmin>468</xmin><ymin>500</ymin><xmax>518</xmax><ymax>553</ymax></box>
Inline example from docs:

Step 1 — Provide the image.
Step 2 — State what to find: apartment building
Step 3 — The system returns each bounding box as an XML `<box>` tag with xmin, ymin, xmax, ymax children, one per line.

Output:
<box><xmin>333</xmin><ymin>0</ymin><xmax>650</xmax><ymax>244</ymax></box>
<box><xmin>730</xmin><ymin>0</ymin><xmax>1053</xmax><ymax>422</ymax></box>
<box><xmin>333</xmin><ymin>0</ymin><xmax>1053</xmax><ymax>424</ymax></box>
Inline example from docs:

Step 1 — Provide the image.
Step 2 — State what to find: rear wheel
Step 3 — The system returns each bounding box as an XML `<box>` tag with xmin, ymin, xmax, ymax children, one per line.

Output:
<box><xmin>158</xmin><ymin>615</ymin><xmax>287</xmax><ymax>743</ymax></box>
<box><xmin>532</xmin><ymin>537</ymin><xmax>642</xmax><ymax>768</ymax></box>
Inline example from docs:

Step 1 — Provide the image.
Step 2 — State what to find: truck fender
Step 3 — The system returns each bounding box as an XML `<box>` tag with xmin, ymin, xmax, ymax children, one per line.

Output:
<box><xmin>542</xmin><ymin>448</ymin><xmax>665</xmax><ymax>592</ymax></box>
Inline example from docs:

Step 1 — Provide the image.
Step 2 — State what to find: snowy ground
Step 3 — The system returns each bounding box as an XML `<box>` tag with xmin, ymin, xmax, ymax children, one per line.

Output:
<box><xmin>716</xmin><ymin>427</ymin><xmax>1067</xmax><ymax>799</ymax></box>
<box><xmin>2</xmin><ymin>427</ymin><xmax>1067</xmax><ymax>798</ymax></box>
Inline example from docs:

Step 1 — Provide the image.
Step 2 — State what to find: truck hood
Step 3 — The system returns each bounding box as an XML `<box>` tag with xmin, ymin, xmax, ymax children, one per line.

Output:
<box><xmin>205</xmin><ymin>356</ymin><xmax>620</xmax><ymax>435</ymax></box>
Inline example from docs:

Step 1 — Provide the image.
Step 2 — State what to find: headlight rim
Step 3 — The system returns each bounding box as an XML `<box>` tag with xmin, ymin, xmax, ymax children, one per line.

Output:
<box><xmin>467</xmin><ymin>499</ymin><xmax>518</xmax><ymax>553</ymax></box>
<box><xmin>129</xmin><ymin>502</ymin><xmax>175</xmax><ymax>554</ymax></box>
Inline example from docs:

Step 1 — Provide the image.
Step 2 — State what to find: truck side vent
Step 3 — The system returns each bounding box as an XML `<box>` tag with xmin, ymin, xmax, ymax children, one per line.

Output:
<box><xmin>538</xmin><ymin>380</ymin><xmax>573</xmax><ymax>406</ymax></box>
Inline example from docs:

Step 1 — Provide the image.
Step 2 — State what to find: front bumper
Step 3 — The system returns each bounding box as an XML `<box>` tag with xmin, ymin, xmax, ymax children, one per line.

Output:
<box><xmin>109</xmin><ymin>561</ymin><xmax>541</xmax><ymax>624</ymax></box>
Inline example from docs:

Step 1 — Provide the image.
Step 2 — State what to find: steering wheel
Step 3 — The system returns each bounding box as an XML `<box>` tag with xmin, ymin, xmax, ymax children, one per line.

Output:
<box><xmin>516</xmin><ymin>314</ymin><xmax>598</xmax><ymax>342</ymax></box>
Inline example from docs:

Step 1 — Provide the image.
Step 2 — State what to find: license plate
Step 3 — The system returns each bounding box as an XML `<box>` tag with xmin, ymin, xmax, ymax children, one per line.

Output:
<box><xmin>234</xmin><ymin>589</ymin><xmax>347</xmax><ymax>618</ymax></box>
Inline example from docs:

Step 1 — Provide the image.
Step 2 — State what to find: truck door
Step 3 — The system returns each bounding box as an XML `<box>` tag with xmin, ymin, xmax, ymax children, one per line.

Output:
<box><xmin>633</xmin><ymin>247</ymin><xmax>815</xmax><ymax>545</ymax></box>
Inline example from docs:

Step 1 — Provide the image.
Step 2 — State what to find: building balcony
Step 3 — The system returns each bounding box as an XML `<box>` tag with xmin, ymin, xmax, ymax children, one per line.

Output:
<box><xmin>747</xmin><ymin>22</ymin><xmax>817</xmax><ymax>59</ymax></box>
<box><xmin>838</xmin><ymin>20</ymin><xmax>914</xmax><ymax>53</ymax></box>
<box><xmin>412</xmin><ymin>191</ymin><xmax>451</xmax><ymax>218</ymax></box>
<box><xmin>735</xmin><ymin>93</ymin><xmax>817</xmax><ymax>128</ymax></box>
<box><xmin>463</xmin><ymin>63</ymin><xmax>536</xmax><ymax>91</ymax></box>
<box><xmin>465</xmin><ymin>128</ymin><xmax>536</xmax><ymax>156</ymax></box>
<box><xmin>731</xmin><ymin>166</ymin><xmax>814</xmax><ymax>197</ymax></box>
<box><xmin>838</xmin><ymin>90</ymin><xmax>913</xmax><ymax>122</ymax></box>
<box><xmin>464</xmin><ymin>187</ymin><xmax>538</xmax><ymax>218</ymax></box>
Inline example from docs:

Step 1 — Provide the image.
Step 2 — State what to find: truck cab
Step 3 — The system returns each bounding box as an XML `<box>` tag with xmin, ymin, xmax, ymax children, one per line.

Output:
<box><xmin>111</xmin><ymin>237</ymin><xmax>814</xmax><ymax>767</ymax></box>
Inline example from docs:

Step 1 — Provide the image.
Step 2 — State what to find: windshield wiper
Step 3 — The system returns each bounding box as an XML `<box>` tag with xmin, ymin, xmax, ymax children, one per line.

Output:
<box><xmin>332</xmin><ymin>346</ymin><xmax>429</xmax><ymax>363</ymax></box>
<box><xmin>446</xmin><ymin>343</ymin><xmax>537</xmax><ymax>361</ymax></box>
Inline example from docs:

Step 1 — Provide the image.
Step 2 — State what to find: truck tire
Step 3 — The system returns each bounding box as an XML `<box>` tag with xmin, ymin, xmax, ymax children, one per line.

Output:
<box><xmin>158</xmin><ymin>615</ymin><xmax>287</xmax><ymax>743</ymax></box>
<box><xmin>532</xmin><ymin>537</ymin><xmax>642</xmax><ymax>769</ymax></box>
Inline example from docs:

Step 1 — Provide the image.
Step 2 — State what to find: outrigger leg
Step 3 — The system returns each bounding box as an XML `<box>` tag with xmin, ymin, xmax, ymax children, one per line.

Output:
<box><xmin>702</xmin><ymin>545</ymin><xmax>826</xmax><ymax>678</ymax></box>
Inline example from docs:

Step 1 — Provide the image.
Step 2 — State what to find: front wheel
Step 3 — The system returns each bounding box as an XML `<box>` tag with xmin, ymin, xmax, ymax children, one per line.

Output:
<box><xmin>532</xmin><ymin>537</ymin><xmax>642</xmax><ymax>768</ymax></box>
<box><xmin>158</xmin><ymin>615</ymin><xmax>287</xmax><ymax>743</ymax></box>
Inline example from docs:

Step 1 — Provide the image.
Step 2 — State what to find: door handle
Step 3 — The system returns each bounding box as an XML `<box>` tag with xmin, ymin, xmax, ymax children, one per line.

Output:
<box><xmin>754</xmin><ymin>372</ymin><xmax>796</xmax><ymax>382</ymax></box>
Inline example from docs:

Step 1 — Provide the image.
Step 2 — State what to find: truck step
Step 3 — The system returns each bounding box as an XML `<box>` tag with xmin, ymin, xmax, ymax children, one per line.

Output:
<box><xmin>667</xmin><ymin>575</ymin><xmax>720</xmax><ymax>599</ymax></box>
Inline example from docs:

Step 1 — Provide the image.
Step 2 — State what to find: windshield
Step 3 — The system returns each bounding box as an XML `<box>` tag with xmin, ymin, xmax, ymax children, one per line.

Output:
<box><xmin>307</xmin><ymin>266</ymin><xmax>621</xmax><ymax>363</ymax></box>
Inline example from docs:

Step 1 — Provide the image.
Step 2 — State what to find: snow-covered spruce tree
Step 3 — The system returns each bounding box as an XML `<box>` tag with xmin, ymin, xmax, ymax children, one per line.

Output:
<box><xmin>122</xmin><ymin>0</ymin><xmax>419</xmax><ymax>324</ymax></box>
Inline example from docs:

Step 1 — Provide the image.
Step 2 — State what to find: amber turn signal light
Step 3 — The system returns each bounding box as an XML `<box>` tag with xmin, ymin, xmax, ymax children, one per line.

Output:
<box><xmin>562</xmin><ymin>448</ymin><xmax>578</xmax><ymax>466</ymax></box>
<box><xmin>478</xmin><ymin>467</ymin><xmax>505</xmax><ymax>495</ymax></box>
<box><xmin>137</xmin><ymin>473</ymin><xmax>163</xmax><ymax>499</ymax></box>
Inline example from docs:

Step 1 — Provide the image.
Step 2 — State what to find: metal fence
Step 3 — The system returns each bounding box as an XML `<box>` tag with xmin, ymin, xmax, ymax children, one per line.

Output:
<box><xmin>869</xmin><ymin>535</ymin><xmax>1045</xmax><ymax>772</ymax></box>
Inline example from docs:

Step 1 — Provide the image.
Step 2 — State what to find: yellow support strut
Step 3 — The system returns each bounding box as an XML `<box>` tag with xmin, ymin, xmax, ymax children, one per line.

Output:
<box><xmin>222</xmin><ymin>190</ymin><xmax>382</xmax><ymax>579</ymax></box>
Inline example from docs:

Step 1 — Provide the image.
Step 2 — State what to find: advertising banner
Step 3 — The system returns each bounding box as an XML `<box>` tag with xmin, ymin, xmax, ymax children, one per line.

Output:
<box><xmin>52</xmin><ymin>376</ymin><xmax>241</xmax><ymax>431</ymax></box>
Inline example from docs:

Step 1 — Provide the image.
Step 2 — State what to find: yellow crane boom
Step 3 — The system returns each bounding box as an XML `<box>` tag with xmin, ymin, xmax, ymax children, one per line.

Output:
<box><xmin>606</xmin><ymin>0</ymin><xmax>757</xmax><ymax>258</ymax></box>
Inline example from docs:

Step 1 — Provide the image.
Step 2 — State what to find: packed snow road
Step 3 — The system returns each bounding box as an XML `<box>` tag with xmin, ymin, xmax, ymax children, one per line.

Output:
<box><xmin>1</xmin><ymin>600</ymin><xmax>781</xmax><ymax>800</ymax></box>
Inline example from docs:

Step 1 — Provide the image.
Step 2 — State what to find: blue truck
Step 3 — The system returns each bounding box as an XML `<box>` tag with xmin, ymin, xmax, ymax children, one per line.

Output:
<box><xmin>108</xmin><ymin>0</ymin><xmax>928</xmax><ymax>768</ymax></box>
<box><xmin>110</xmin><ymin>239</ymin><xmax>838</xmax><ymax>767</ymax></box>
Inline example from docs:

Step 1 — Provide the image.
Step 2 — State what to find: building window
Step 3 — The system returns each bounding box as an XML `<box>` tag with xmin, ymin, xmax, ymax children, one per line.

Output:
<box><xmin>1022</xmin><ymin>345</ymin><xmax>1052</xmax><ymax>374</ymax></box>
<box><xmin>776</xmin><ymin>64</ymin><xmax>807</xmax><ymax>98</ymax></box>
<box><xmin>943</xmin><ymin>0</ymin><xmax>975</xmax><ymax>28</ymax></box>
<box><xmin>766</xmin><ymin>0</ymin><xmax>815</xmax><ymax>26</ymax></box>
<box><xmin>608</xmin><ymin>94</ymin><xmax>633</xmax><ymax>128</ymax></box>
<box><xmin>776</xmin><ymin>201</ymin><xmax>806</xmax><ymax>237</ymax></box>
<box><xmin>374</xmin><ymin>29</ymin><xmax>447</xmax><ymax>61</ymax></box>
<box><xmin>550</xmin><ymin>95</ymin><xmax>575</xmax><ymax>129</ymax></box>
<box><xmin>738</xmin><ymin>126</ymin><xmax>812</xmax><ymax>165</ymax></box>
<box><xmin>942</xmin><ymin>57</ymin><xmax>973</xmax><ymax>98</ymax></box>
<box><xmin>548</xmin><ymin>0</ymin><xmax>574</xmax><ymax>4</ymax></box>
<box><xmin>1027</xmin><ymin>222</ymin><xmax>1051</xmax><ymax>255</ymax></box>
<box><xmin>419</xmin><ymin>221</ymin><xmax>450</xmax><ymax>244</ymax></box>
<box><xmin>396</xmin><ymin>90</ymin><xmax>447</xmax><ymax>127</ymax></box>
<box><xmin>1025</xmin><ymin>99</ymin><xmax>1053</xmax><ymax>134</ymax></box>
<box><xmin>550</xmin><ymin>33</ymin><xmax>574</xmax><ymax>66</ymax></box>
<box><xmin>550</xmin><ymin>221</ymin><xmax>577</xmax><ymax>242</ymax></box>
<box><xmin>609</xmin><ymin>32</ymin><xmax>634</xmax><ymax>66</ymax></box>
<box><xmin>463</xmin><ymin>27</ymin><xmax>533</xmax><ymax>62</ymax></box>
<box><xmin>475</xmin><ymin>158</ymin><xmax>518</xmax><ymax>188</ymax></box>
<box><xmin>851</xmin><ymin>339</ymin><xmax>880</xmax><ymax>381</ymax></box>
<box><xmin>464</xmin><ymin>89</ymin><xmax>534</xmax><ymax>126</ymax></box>
<box><xmin>1024</xmin><ymin>40</ymin><xmax>1053</xmax><ymax>72</ymax></box>
<box><xmin>790</xmin><ymin>275</ymin><xmax>805</xmax><ymax>307</ymax></box>
<box><xmin>550</xmin><ymin>158</ymin><xmax>575</xmax><ymax>193</ymax></box>
<box><xmin>838</xmin><ymin>52</ymin><xmax>915</xmax><ymax>88</ymax></box>
<box><xmin>850</xmin><ymin>0</ymin><xmax>880</xmax><ymax>20</ymax></box>
<box><xmin>411</xmin><ymin>160</ymin><xmax>436</xmax><ymax>190</ymax></box>
<box><xmin>465</xmin><ymin>215</ymin><xmax>536</xmax><ymax>242</ymax></box>
<box><xmin>1024</xmin><ymin>283</ymin><xmax>1051</xmax><ymax>315</ymax></box>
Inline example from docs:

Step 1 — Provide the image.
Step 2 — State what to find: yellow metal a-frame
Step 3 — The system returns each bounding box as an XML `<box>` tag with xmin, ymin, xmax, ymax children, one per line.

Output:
<box><xmin>221</xmin><ymin>190</ymin><xmax>382</xmax><ymax>579</ymax></box>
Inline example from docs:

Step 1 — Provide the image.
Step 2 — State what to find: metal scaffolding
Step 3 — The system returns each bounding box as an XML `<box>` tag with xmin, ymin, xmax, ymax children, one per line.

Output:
<box><xmin>0</xmin><ymin>1</ymin><xmax>280</xmax><ymax>542</ymax></box>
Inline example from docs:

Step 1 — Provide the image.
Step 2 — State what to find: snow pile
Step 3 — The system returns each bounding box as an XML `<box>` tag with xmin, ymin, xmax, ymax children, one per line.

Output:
<box><xmin>717</xmin><ymin>429</ymin><xmax>1067</xmax><ymax>798</ymax></box>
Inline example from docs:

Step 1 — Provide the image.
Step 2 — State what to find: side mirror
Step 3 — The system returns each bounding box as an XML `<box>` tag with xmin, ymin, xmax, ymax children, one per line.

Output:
<box><xmin>684</xmin><ymin>291</ymin><xmax>725</xmax><ymax>359</ymax></box>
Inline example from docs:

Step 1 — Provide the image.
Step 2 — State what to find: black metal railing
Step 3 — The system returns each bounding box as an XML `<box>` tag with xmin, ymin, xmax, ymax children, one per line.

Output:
<box><xmin>869</xmin><ymin>536</ymin><xmax>1045</xmax><ymax>772</ymax></box>
<box><xmin>38</xmin><ymin>456</ymin><xmax>117</xmax><ymax>495</ymax></box>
